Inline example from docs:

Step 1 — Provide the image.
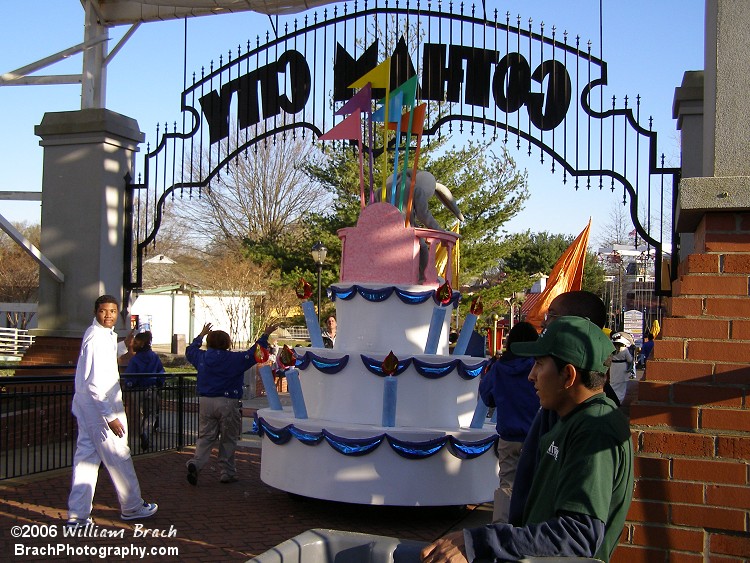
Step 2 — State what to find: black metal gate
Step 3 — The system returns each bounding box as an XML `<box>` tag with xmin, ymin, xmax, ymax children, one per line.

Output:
<box><xmin>125</xmin><ymin>0</ymin><xmax>678</xmax><ymax>295</ymax></box>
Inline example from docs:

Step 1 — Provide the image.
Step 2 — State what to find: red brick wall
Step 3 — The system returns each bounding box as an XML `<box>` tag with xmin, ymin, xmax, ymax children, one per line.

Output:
<box><xmin>18</xmin><ymin>336</ymin><xmax>80</xmax><ymax>373</ymax></box>
<box><xmin>616</xmin><ymin>212</ymin><xmax>750</xmax><ymax>562</ymax></box>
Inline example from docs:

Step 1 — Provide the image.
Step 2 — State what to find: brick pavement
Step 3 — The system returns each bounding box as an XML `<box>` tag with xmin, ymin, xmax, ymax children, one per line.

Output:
<box><xmin>0</xmin><ymin>443</ymin><xmax>491</xmax><ymax>562</ymax></box>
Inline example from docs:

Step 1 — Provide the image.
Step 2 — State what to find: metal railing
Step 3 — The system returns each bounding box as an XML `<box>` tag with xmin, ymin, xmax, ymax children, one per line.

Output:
<box><xmin>0</xmin><ymin>369</ymin><xmax>200</xmax><ymax>480</ymax></box>
<box><xmin>279</xmin><ymin>325</ymin><xmax>310</xmax><ymax>341</ymax></box>
<box><xmin>0</xmin><ymin>328</ymin><xmax>34</xmax><ymax>359</ymax></box>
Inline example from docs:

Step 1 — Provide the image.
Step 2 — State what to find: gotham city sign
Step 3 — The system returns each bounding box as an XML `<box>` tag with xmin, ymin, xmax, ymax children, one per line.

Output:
<box><xmin>199</xmin><ymin>40</ymin><xmax>572</xmax><ymax>144</ymax></box>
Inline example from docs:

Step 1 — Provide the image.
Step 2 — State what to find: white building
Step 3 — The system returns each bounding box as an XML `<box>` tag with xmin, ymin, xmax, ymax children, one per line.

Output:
<box><xmin>130</xmin><ymin>284</ymin><xmax>264</xmax><ymax>349</ymax></box>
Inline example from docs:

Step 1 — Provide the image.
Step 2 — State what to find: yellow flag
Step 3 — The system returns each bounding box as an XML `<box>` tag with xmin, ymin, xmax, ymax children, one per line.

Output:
<box><xmin>436</xmin><ymin>223</ymin><xmax>460</xmax><ymax>287</ymax></box>
<box><xmin>525</xmin><ymin>219</ymin><xmax>592</xmax><ymax>331</ymax></box>
<box><xmin>349</xmin><ymin>59</ymin><xmax>392</xmax><ymax>201</ymax></box>
<box><xmin>349</xmin><ymin>58</ymin><xmax>391</xmax><ymax>89</ymax></box>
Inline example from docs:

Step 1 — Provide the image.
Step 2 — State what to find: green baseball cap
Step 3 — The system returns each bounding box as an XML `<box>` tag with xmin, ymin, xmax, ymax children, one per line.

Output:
<box><xmin>510</xmin><ymin>315</ymin><xmax>615</xmax><ymax>373</ymax></box>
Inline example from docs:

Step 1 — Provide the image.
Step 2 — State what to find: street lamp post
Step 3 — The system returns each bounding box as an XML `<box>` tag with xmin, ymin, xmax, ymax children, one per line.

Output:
<box><xmin>491</xmin><ymin>313</ymin><xmax>499</xmax><ymax>356</ymax></box>
<box><xmin>504</xmin><ymin>292</ymin><xmax>526</xmax><ymax>331</ymax></box>
<box><xmin>311</xmin><ymin>241</ymin><xmax>328</xmax><ymax>319</ymax></box>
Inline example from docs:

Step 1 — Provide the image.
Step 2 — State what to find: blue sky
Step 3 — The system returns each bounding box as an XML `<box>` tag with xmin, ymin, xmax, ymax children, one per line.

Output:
<box><xmin>0</xmin><ymin>1</ymin><xmax>704</xmax><ymax>246</ymax></box>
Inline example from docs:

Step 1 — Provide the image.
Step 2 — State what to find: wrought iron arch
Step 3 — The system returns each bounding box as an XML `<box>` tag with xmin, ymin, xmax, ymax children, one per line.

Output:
<box><xmin>126</xmin><ymin>0</ymin><xmax>679</xmax><ymax>295</ymax></box>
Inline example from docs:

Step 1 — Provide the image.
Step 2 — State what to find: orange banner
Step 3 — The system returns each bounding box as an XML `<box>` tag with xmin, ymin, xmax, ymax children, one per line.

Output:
<box><xmin>525</xmin><ymin>219</ymin><xmax>592</xmax><ymax>331</ymax></box>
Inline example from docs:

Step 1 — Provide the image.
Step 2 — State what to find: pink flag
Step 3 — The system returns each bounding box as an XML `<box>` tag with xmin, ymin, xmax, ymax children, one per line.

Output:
<box><xmin>320</xmin><ymin>110</ymin><xmax>362</xmax><ymax>141</ymax></box>
<box><xmin>320</xmin><ymin>110</ymin><xmax>365</xmax><ymax>209</ymax></box>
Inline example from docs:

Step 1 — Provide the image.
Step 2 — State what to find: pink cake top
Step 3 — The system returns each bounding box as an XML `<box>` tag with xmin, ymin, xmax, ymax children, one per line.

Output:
<box><xmin>337</xmin><ymin>203</ymin><xmax>458</xmax><ymax>287</ymax></box>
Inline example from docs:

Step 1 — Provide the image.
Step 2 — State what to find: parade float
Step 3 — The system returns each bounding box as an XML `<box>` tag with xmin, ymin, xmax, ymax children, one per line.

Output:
<box><xmin>254</xmin><ymin>66</ymin><xmax>498</xmax><ymax>506</ymax></box>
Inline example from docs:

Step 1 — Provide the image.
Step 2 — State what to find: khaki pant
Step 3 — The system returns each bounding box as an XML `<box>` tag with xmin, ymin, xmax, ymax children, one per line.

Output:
<box><xmin>188</xmin><ymin>396</ymin><xmax>242</xmax><ymax>480</ymax></box>
<box><xmin>492</xmin><ymin>438</ymin><xmax>524</xmax><ymax>523</ymax></box>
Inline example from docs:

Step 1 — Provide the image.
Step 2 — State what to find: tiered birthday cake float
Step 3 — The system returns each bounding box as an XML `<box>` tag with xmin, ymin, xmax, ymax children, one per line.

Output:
<box><xmin>255</xmin><ymin>63</ymin><xmax>497</xmax><ymax>505</ymax></box>
<box><xmin>255</xmin><ymin>203</ymin><xmax>498</xmax><ymax>506</ymax></box>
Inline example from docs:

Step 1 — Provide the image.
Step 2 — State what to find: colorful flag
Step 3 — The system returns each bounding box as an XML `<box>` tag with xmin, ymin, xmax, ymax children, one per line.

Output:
<box><xmin>377</xmin><ymin>75</ymin><xmax>417</xmax><ymax>109</ymax></box>
<box><xmin>383</xmin><ymin>76</ymin><xmax>418</xmax><ymax>209</ymax></box>
<box><xmin>320</xmin><ymin>110</ymin><xmax>365</xmax><ymax>209</ymax></box>
<box><xmin>349</xmin><ymin>59</ymin><xmax>391</xmax><ymax>203</ymax></box>
<box><xmin>336</xmin><ymin>83</ymin><xmax>372</xmax><ymax>116</ymax></box>
<box><xmin>524</xmin><ymin>219</ymin><xmax>592</xmax><ymax>331</ymax></box>
<box><xmin>336</xmin><ymin>83</ymin><xmax>374</xmax><ymax>203</ymax></box>
<box><xmin>401</xmin><ymin>103</ymin><xmax>427</xmax><ymax>225</ymax></box>
<box><xmin>348</xmin><ymin>59</ymin><xmax>390</xmax><ymax>90</ymax></box>
<box><xmin>435</xmin><ymin>222</ymin><xmax>461</xmax><ymax>287</ymax></box>
<box><xmin>373</xmin><ymin>91</ymin><xmax>404</xmax><ymax>206</ymax></box>
<box><xmin>319</xmin><ymin>110</ymin><xmax>362</xmax><ymax>141</ymax></box>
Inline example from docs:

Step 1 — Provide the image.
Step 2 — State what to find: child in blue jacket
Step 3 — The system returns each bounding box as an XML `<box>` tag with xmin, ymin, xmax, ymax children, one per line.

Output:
<box><xmin>123</xmin><ymin>331</ymin><xmax>165</xmax><ymax>451</ymax></box>
<box><xmin>184</xmin><ymin>322</ymin><xmax>277</xmax><ymax>484</ymax></box>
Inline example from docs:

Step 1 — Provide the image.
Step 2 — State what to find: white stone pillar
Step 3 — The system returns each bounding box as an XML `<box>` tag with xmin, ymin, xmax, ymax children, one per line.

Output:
<box><xmin>34</xmin><ymin>109</ymin><xmax>144</xmax><ymax>337</ymax></box>
<box><xmin>676</xmin><ymin>0</ymin><xmax>750</xmax><ymax>234</ymax></box>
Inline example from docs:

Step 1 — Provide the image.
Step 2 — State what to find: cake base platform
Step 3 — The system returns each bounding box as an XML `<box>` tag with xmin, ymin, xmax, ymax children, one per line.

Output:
<box><xmin>257</xmin><ymin>408</ymin><xmax>499</xmax><ymax>506</ymax></box>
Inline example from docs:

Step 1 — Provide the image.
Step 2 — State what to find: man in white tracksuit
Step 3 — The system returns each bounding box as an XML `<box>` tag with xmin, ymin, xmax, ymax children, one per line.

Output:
<box><xmin>67</xmin><ymin>295</ymin><xmax>158</xmax><ymax>526</ymax></box>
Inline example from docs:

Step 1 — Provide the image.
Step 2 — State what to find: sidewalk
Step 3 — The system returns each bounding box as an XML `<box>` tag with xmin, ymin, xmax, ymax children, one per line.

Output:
<box><xmin>0</xmin><ymin>393</ymin><xmax>492</xmax><ymax>562</ymax></box>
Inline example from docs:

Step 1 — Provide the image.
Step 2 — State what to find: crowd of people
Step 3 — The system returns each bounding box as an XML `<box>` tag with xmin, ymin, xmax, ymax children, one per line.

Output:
<box><xmin>66</xmin><ymin>293</ymin><xmax>645</xmax><ymax>561</ymax></box>
<box><xmin>66</xmin><ymin>294</ymin><xmax>280</xmax><ymax>527</ymax></box>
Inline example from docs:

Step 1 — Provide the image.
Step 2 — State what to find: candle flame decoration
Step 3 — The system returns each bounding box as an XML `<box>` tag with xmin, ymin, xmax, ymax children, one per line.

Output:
<box><xmin>382</xmin><ymin>351</ymin><xmax>399</xmax><ymax>376</ymax></box>
<box><xmin>254</xmin><ymin>342</ymin><xmax>270</xmax><ymax>364</ymax></box>
<box><xmin>436</xmin><ymin>280</ymin><xmax>453</xmax><ymax>305</ymax></box>
<box><xmin>277</xmin><ymin>344</ymin><xmax>297</xmax><ymax>370</ymax></box>
<box><xmin>470</xmin><ymin>295</ymin><xmax>484</xmax><ymax>315</ymax></box>
<box><xmin>295</xmin><ymin>278</ymin><xmax>313</xmax><ymax>300</ymax></box>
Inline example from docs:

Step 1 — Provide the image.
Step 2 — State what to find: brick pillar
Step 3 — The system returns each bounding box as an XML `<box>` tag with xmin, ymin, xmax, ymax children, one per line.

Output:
<box><xmin>616</xmin><ymin>212</ymin><xmax>750</xmax><ymax>562</ymax></box>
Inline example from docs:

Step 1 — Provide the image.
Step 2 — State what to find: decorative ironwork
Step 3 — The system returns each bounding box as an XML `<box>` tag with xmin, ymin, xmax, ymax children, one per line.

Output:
<box><xmin>126</xmin><ymin>0</ymin><xmax>679</xmax><ymax>295</ymax></box>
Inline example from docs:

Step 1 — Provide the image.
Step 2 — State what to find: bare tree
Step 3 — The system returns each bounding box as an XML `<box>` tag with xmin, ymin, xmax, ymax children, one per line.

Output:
<box><xmin>0</xmin><ymin>222</ymin><xmax>40</xmax><ymax>328</ymax></box>
<box><xmin>174</xmin><ymin>123</ymin><xmax>331</xmax><ymax>253</ymax></box>
<box><xmin>596</xmin><ymin>202</ymin><xmax>632</xmax><ymax>249</ymax></box>
<box><xmin>197</xmin><ymin>251</ymin><xmax>298</xmax><ymax>345</ymax></box>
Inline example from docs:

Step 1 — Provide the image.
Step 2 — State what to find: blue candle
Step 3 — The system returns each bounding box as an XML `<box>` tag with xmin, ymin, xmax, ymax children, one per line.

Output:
<box><xmin>258</xmin><ymin>365</ymin><xmax>282</xmax><ymax>410</ymax></box>
<box><xmin>424</xmin><ymin>306</ymin><xmax>448</xmax><ymax>354</ymax></box>
<box><xmin>302</xmin><ymin>300</ymin><xmax>325</xmax><ymax>348</ymax></box>
<box><xmin>285</xmin><ymin>368</ymin><xmax>308</xmax><ymax>419</ymax></box>
<box><xmin>382</xmin><ymin>376</ymin><xmax>398</xmax><ymax>427</ymax></box>
<box><xmin>453</xmin><ymin>313</ymin><xmax>478</xmax><ymax>355</ymax></box>
<box><xmin>469</xmin><ymin>396</ymin><xmax>489</xmax><ymax>428</ymax></box>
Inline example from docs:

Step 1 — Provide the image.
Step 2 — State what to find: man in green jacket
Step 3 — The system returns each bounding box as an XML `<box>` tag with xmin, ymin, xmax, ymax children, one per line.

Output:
<box><xmin>421</xmin><ymin>315</ymin><xmax>633</xmax><ymax>562</ymax></box>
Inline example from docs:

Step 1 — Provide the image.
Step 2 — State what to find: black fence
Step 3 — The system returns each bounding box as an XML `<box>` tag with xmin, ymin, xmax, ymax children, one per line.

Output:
<box><xmin>0</xmin><ymin>369</ymin><xmax>201</xmax><ymax>480</ymax></box>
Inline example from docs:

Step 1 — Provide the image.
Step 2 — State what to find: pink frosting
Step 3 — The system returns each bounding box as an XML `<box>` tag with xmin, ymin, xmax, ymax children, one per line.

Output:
<box><xmin>338</xmin><ymin>202</ymin><xmax>458</xmax><ymax>286</ymax></box>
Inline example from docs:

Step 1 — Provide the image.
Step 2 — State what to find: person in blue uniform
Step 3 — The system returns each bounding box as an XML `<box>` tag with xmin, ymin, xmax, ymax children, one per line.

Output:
<box><xmin>123</xmin><ymin>331</ymin><xmax>166</xmax><ymax>451</ymax></box>
<box><xmin>185</xmin><ymin>321</ymin><xmax>277</xmax><ymax>485</ymax></box>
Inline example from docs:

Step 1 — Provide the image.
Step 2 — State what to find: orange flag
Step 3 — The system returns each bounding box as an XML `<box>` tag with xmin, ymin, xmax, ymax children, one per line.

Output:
<box><xmin>525</xmin><ymin>219</ymin><xmax>592</xmax><ymax>331</ymax></box>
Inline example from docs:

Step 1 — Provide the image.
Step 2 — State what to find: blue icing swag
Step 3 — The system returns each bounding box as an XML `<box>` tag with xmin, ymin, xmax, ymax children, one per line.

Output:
<box><xmin>255</xmin><ymin>415</ymin><xmax>497</xmax><ymax>460</ymax></box>
<box><xmin>328</xmin><ymin>285</ymin><xmax>460</xmax><ymax>307</ymax></box>
<box><xmin>295</xmin><ymin>351</ymin><xmax>486</xmax><ymax>380</ymax></box>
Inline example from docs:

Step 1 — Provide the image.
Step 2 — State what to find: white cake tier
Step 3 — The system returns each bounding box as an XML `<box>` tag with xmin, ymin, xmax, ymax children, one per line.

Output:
<box><xmin>293</xmin><ymin>347</ymin><xmax>486</xmax><ymax>428</ymax></box>
<box><xmin>330</xmin><ymin>282</ymin><xmax>458</xmax><ymax>356</ymax></box>
<box><xmin>257</xmin><ymin>409</ymin><xmax>498</xmax><ymax>506</ymax></box>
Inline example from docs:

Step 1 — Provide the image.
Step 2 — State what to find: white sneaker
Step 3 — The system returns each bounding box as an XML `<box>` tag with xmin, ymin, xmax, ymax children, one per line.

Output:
<box><xmin>121</xmin><ymin>501</ymin><xmax>158</xmax><ymax>521</ymax></box>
